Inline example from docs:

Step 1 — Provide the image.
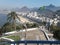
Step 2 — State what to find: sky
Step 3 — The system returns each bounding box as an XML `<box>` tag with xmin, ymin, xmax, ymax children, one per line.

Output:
<box><xmin>0</xmin><ymin>0</ymin><xmax>60</xmax><ymax>9</ymax></box>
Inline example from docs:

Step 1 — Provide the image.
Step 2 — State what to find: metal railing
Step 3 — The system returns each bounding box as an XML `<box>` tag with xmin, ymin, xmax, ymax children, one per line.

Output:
<box><xmin>0</xmin><ymin>40</ymin><xmax>60</xmax><ymax>45</ymax></box>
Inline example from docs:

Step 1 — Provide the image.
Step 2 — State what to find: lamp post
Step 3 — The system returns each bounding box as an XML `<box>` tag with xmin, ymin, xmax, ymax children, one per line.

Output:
<box><xmin>24</xmin><ymin>23</ymin><xmax>27</xmax><ymax>40</ymax></box>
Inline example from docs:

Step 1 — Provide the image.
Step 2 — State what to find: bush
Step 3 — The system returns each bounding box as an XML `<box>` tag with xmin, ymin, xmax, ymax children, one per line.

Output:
<box><xmin>53</xmin><ymin>30</ymin><xmax>60</xmax><ymax>40</ymax></box>
<box><xmin>39</xmin><ymin>22</ymin><xmax>46</xmax><ymax>26</ymax></box>
<box><xmin>50</xmin><ymin>24</ymin><xmax>60</xmax><ymax>40</ymax></box>
<box><xmin>50</xmin><ymin>24</ymin><xmax>60</xmax><ymax>32</ymax></box>
<box><xmin>16</xmin><ymin>25</ymin><xmax>25</xmax><ymax>30</ymax></box>
<box><xmin>26</xmin><ymin>23</ymin><xmax>38</xmax><ymax>28</ymax></box>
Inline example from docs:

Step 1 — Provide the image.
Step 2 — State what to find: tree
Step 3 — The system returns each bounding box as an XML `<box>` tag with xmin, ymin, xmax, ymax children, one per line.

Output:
<box><xmin>53</xmin><ymin>30</ymin><xmax>60</xmax><ymax>40</ymax></box>
<box><xmin>0</xmin><ymin>28</ymin><xmax>2</xmax><ymax>36</ymax></box>
<box><xmin>1</xmin><ymin>22</ymin><xmax>11</xmax><ymax>33</ymax></box>
<box><xmin>7</xmin><ymin>11</ymin><xmax>20</xmax><ymax>31</ymax></box>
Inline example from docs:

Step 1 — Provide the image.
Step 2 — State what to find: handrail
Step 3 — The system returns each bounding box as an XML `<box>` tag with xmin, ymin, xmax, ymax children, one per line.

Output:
<box><xmin>2</xmin><ymin>40</ymin><xmax>60</xmax><ymax>44</ymax></box>
<box><xmin>0</xmin><ymin>40</ymin><xmax>60</xmax><ymax>45</ymax></box>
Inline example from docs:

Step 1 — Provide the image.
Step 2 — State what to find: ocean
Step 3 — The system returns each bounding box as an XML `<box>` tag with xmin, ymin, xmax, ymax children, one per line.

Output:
<box><xmin>0</xmin><ymin>14</ymin><xmax>7</xmax><ymax>27</ymax></box>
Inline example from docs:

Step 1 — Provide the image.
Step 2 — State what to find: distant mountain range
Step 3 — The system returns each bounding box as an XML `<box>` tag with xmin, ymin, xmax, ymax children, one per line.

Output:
<box><xmin>45</xmin><ymin>4</ymin><xmax>60</xmax><ymax>12</ymax></box>
<box><xmin>17</xmin><ymin>6</ymin><xmax>30</xmax><ymax>12</ymax></box>
<box><xmin>1</xmin><ymin>4</ymin><xmax>60</xmax><ymax>18</ymax></box>
<box><xmin>1</xmin><ymin>4</ymin><xmax>60</xmax><ymax>12</ymax></box>
<box><xmin>10</xmin><ymin>6</ymin><xmax>30</xmax><ymax>12</ymax></box>
<box><xmin>12</xmin><ymin>4</ymin><xmax>60</xmax><ymax>12</ymax></box>
<box><xmin>9</xmin><ymin>4</ymin><xmax>60</xmax><ymax>18</ymax></box>
<box><xmin>38</xmin><ymin>4</ymin><xmax>60</xmax><ymax>18</ymax></box>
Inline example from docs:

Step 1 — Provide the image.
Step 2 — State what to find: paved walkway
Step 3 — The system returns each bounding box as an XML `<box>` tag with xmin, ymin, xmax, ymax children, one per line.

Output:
<box><xmin>18</xmin><ymin>28</ymin><xmax>46</xmax><ymax>40</ymax></box>
<box><xmin>3</xmin><ymin>28</ymin><xmax>46</xmax><ymax>40</ymax></box>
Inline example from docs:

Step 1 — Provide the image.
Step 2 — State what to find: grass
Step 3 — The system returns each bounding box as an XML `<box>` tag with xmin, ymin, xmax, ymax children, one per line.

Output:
<box><xmin>6</xmin><ymin>35</ymin><xmax>20</xmax><ymax>41</ymax></box>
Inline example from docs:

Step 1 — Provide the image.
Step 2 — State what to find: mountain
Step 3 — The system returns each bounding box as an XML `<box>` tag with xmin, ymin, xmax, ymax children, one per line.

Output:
<box><xmin>4</xmin><ymin>5</ymin><xmax>60</xmax><ymax>18</ymax></box>
<box><xmin>9</xmin><ymin>4</ymin><xmax>60</xmax><ymax>12</ymax></box>
<box><xmin>30</xmin><ymin>8</ymin><xmax>39</xmax><ymax>12</ymax></box>
<box><xmin>45</xmin><ymin>4</ymin><xmax>60</xmax><ymax>12</ymax></box>
<box><xmin>8</xmin><ymin>6</ymin><xmax>30</xmax><ymax>12</ymax></box>
<box><xmin>19</xmin><ymin>6</ymin><xmax>30</xmax><ymax>12</ymax></box>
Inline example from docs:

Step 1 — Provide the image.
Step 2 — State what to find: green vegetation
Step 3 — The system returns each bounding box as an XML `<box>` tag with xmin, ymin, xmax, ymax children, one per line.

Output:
<box><xmin>50</xmin><ymin>24</ymin><xmax>60</xmax><ymax>32</ymax></box>
<box><xmin>39</xmin><ymin>6</ymin><xmax>45</xmax><ymax>10</ymax></box>
<box><xmin>0</xmin><ymin>35</ymin><xmax>20</xmax><ymax>45</ymax></box>
<box><xmin>26</xmin><ymin>23</ymin><xmax>39</xmax><ymax>28</ymax></box>
<box><xmin>5</xmin><ymin>35</ymin><xmax>20</xmax><ymax>41</ymax></box>
<box><xmin>50</xmin><ymin>24</ymin><xmax>60</xmax><ymax>40</ymax></box>
<box><xmin>39</xmin><ymin>22</ymin><xmax>46</xmax><ymax>26</ymax></box>
<box><xmin>0</xmin><ymin>28</ymin><xmax>2</xmax><ymax>36</ymax></box>
<box><xmin>1</xmin><ymin>22</ymin><xmax>12</xmax><ymax>33</ymax></box>
<box><xmin>53</xmin><ymin>30</ymin><xmax>60</xmax><ymax>40</ymax></box>
<box><xmin>0</xmin><ymin>22</ymin><xmax>39</xmax><ymax>33</ymax></box>
<box><xmin>16</xmin><ymin>25</ymin><xmax>24</xmax><ymax>30</ymax></box>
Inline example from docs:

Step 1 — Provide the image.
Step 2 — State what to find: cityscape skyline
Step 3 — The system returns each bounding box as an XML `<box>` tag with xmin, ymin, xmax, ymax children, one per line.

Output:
<box><xmin>0</xmin><ymin>0</ymin><xmax>60</xmax><ymax>9</ymax></box>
